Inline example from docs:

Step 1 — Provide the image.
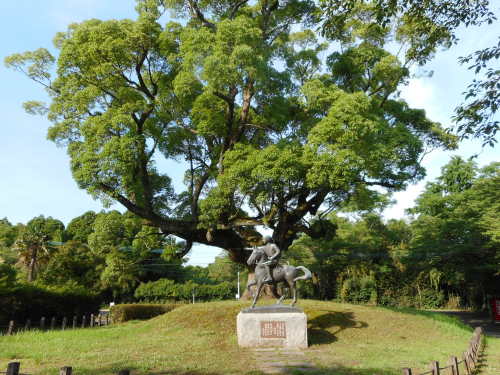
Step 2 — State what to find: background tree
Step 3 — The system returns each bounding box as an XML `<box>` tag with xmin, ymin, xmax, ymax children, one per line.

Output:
<box><xmin>0</xmin><ymin>218</ymin><xmax>19</xmax><ymax>265</ymax></box>
<box><xmin>407</xmin><ymin>158</ymin><xmax>500</xmax><ymax>308</ymax></box>
<box><xmin>86</xmin><ymin>210</ymin><xmax>186</xmax><ymax>298</ymax></box>
<box><xmin>288</xmin><ymin>213</ymin><xmax>411</xmax><ymax>303</ymax></box>
<box><xmin>208</xmin><ymin>252</ymin><xmax>248</xmax><ymax>284</ymax></box>
<box><xmin>6</xmin><ymin>0</ymin><xmax>455</xmax><ymax>269</ymax></box>
<box><xmin>37</xmin><ymin>240</ymin><xmax>101</xmax><ymax>289</ymax></box>
<box><xmin>0</xmin><ymin>263</ymin><xmax>17</xmax><ymax>291</ymax></box>
<box><xmin>13</xmin><ymin>216</ymin><xmax>64</xmax><ymax>282</ymax></box>
<box><xmin>65</xmin><ymin>211</ymin><xmax>98</xmax><ymax>243</ymax></box>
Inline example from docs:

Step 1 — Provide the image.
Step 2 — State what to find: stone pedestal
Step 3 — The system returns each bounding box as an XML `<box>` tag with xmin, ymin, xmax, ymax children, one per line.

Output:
<box><xmin>237</xmin><ymin>305</ymin><xmax>308</xmax><ymax>348</ymax></box>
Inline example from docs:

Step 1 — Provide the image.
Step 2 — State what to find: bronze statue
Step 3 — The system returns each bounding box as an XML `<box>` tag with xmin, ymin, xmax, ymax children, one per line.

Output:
<box><xmin>245</xmin><ymin>237</ymin><xmax>312</xmax><ymax>308</ymax></box>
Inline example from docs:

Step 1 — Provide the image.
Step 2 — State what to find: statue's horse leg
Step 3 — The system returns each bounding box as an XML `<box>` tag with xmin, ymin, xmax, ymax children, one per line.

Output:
<box><xmin>276</xmin><ymin>283</ymin><xmax>286</xmax><ymax>304</ymax></box>
<box><xmin>270</xmin><ymin>283</ymin><xmax>283</xmax><ymax>304</ymax></box>
<box><xmin>290</xmin><ymin>282</ymin><xmax>297</xmax><ymax>306</ymax></box>
<box><xmin>247</xmin><ymin>279</ymin><xmax>257</xmax><ymax>297</ymax></box>
<box><xmin>285</xmin><ymin>268</ymin><xmax>297</xmax><ymax>306</ymax></box>
<box><xmin>251</xmin><ymin>281</ymin><xmax>264</xmax><ymax>308</ymax></box>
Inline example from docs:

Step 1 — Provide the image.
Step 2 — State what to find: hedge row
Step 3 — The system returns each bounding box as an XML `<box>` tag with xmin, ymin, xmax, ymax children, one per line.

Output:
<box><xmin>134</xmin><ymin>279</ymin><xmax>235</xmax><ymax>302</ymax></box>
<box><xmin>0</xmin><ymin>284</ymin><xmax>102</xmax><ymax>325</ymax></box>
<box><xmin>110</xmin><ymin>303</ymin><xmax>180</xmax><ymax>323</ymax></box>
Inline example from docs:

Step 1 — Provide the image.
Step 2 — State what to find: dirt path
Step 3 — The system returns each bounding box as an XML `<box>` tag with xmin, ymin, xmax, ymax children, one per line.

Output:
<box><xmin>250</xmin><ymin>348</ymin><xmax>315</xmax><ymax>374</ymax></box>
<box><xmin>438</xmin><ymin>311</ymin><xmax>500</xmax><ymax>338</ymax></box>
<box><xmin>438</xmin><ymin>311</ymin><xmax>500</xmax><ymax>374</ymax></box>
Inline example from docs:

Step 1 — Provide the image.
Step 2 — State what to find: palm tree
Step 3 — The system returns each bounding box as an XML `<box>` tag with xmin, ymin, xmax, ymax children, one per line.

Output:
<box><xmin>14</xmin><ymin>228</ymin><xmax>56</xmax><ymax>282</ymax></box>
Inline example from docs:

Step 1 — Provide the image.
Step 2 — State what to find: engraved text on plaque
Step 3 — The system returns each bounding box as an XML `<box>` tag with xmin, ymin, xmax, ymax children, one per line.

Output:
<box><xmin>260</xmin><ymin>321</ymin><xmax>286</xmax><ymax>338</ymax></box>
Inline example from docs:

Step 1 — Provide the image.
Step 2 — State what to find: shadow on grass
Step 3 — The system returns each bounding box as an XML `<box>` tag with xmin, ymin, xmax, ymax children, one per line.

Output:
<box><xmin>308</xmin><ymin>311</ymin><xmax>368</xmax><ymax>345</ymax></box>
<box><xmin>286</xmin><ymin>364</ymin><xmax>401</xmax><ymax>375</ymax></box>
<box><xmin>42</xmin><ymin>364</ymin><xmax>402</xmax><ymax>375</ymax></box>
<box><xmin>38</xmin><ymin>364</ymin><xmax>225</xmax><ymax>375</ymax></box>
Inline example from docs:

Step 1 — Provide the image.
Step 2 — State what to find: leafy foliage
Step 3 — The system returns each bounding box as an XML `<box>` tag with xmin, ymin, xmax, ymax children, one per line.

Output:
<box><xmin>408</xmin><ymin>158</ymin><xmax>500</xmax><ymax>307</ymax></box>
<box><xmin>455</xmin><ymin>38</ymin><xmax>500</xmax><ymax>146</ymax></box>
<box><xmin>0</xmin><ymin>283</ymin><xmax>101</xmax><ymax>324</ymax></box>
<box><xmin>5</xmin><ymin>0</ymin><xmax>455</xmax><ymax>263</ymax></box>
<box><xmin>13</xmin><ymin>216</ymin><xmax>64</xmax><ymax>282</ymax></box>
<box><xmin>134</xmin><ymin>278</ymin><xmax>235</xmax><ymax>302</ymax></box>
<box><xmin>319</xmin><ymin>0</ymin><xmax>498</xmax><ymax>147</ymax></box>
<box><xmin>110</xmin><ymin>303</ymin><xmax>179</xmax><ymax>322</ymax></box>
<box><xmin>286</xmin><ymin>157</ymin><xmax>500</xmax><ymax>309</ymax></box>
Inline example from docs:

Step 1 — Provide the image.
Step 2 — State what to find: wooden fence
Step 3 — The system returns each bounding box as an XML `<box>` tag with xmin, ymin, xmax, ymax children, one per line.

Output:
<box><xmin>1</xmin><ymin>363</ymin><xmax>130</xmax><ymax>375</ymax></box>
<box><xmin>402</xmin><ymin>327</ymin><xmax>484</xmax><ymax>375</ymax></box>
<box><xmin>2</xmin><ymin>311</ymin><xmax>111</xmax><ymax>336</ymax></box>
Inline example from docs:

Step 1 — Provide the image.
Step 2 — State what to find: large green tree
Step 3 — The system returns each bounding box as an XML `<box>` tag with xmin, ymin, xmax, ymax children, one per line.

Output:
<box><xmin>6</xmin><ymin>0</ymin><xmax>455</xmax><ymax>265</ymax></box>
<box><xmin>408</xmin><ymin>157</ymin><xmax>500</xmax><ymax>307</ymax></box>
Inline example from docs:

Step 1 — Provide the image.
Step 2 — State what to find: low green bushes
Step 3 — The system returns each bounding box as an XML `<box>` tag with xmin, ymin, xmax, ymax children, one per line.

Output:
<box><xmin>340</xmin><ymin>275</ymin><xmax>378</xmax><ymax>304</ymax></box>
<box><xmin>134</xmin><ymin>279</ymin><xmax>235</xmax><ymax>302</ymax></box>
<box><xmin>0</xmin><ymin>283</ymin><xmax>101</xmax><ymax>324</ymax></box>
<box><xmin>110</xmin><ymin>303</ymin><xmax>179</xmax><ymax>322</ymax></box>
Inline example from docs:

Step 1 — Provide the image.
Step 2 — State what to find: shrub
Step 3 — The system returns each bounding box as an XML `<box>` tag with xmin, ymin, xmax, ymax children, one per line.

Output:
<box><xmin>134</xmin><ymin>279</ymin><xmax>235</xmax><ymax>302</ymax></box>
<box><xmin>418</xmin><ymin>289</ymin><xmax>446</xmax><ymax>309</ymax></box>
<box><xmin>0</xmin><ymin>283</ymin><xmax>102</xmax><ymax>324</ymax></box>
<box><xmin>110</xmin><ymin>303</ymin><xmax>179</xmax><ymax>323</ymax></box>
<box><xmin>340</xmin><ymin>275</ymin><xmax>377</xmax><ymax>304</ymax></box>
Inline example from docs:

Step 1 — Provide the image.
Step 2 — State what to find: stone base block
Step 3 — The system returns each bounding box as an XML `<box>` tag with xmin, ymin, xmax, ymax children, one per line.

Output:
<box><xmin>237</xmin><ymin>306</ymin><xmax>308</xmax><ymax>348</ymax></box>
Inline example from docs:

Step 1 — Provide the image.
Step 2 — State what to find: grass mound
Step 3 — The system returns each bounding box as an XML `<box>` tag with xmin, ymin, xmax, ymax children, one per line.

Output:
<box><xmin>1</xmin><ymin>300</ymin><xmax>497</xmax><ymax>375</ymax></box>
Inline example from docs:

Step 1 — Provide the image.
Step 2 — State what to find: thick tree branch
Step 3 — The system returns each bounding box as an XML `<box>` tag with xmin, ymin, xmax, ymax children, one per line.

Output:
<box><xmin>187</xmin><ymin>0</ymin><xmax>216</xmax><ymax>30</ymax></box>
<box><xmin>135</xmin><ymin>51</ymin><xmax>155</xmax><ymax>100</ymax></box>
<box><xmin>229</xmin><ymin>0</ymin><xmax>248</xmax><ymax>18</ymax></box>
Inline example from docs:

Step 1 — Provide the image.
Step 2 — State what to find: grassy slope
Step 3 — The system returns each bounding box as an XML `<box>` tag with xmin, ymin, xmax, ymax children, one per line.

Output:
<box><xmin>1</xmin><ymin>300</ymin><xmax>497</xmax><ymax>375</ymax></box>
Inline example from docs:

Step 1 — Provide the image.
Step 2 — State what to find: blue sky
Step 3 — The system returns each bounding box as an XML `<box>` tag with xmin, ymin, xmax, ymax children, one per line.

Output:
<box><xmin>0</xmin><ymin>0</ymin><xmax>498</xmax><ymax>266</ymax></box>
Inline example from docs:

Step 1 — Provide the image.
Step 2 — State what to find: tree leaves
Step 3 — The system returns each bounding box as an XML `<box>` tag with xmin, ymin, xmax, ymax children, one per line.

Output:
<box><xmin>6</xmin><ymin>0</ymin><xmax>456</xmax><ymax>257</ymax></box>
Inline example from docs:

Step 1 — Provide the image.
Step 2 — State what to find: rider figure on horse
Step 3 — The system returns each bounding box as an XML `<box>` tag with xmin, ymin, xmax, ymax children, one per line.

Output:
<box><xmin>245</xmin><ymin>236</ymin><xmax>281</xmax><ymax>284</ymax></box>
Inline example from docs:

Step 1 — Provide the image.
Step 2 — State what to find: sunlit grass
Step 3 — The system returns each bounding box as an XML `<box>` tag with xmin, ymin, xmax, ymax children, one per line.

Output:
<box><xmin>1</xmin><ymin>300</ymin><xmax>497</xmax><ymax>375</ymax></box>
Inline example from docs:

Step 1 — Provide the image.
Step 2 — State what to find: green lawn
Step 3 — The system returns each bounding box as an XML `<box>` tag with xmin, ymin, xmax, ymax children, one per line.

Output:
<box><xmin>1</xmin><ymin>300</ymin><xmax>497</xmax><ymax>375</ymax></box>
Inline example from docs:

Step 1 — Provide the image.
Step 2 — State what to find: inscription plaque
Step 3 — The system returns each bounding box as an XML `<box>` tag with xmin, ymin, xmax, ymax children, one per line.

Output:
<box><xmin>260</xmin><ymin>321</ymin><xmax>286</xmax><ymax>338</ymax></box>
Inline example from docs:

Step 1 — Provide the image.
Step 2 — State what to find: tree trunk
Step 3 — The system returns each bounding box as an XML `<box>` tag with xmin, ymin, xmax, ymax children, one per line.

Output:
<box><xmin>27</xmin><ymin>247</ymin><xmax>37</xmax><ymax>282</ymax></box>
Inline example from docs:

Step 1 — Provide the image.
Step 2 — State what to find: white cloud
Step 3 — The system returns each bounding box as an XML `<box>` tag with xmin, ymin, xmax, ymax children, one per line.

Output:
<box><xmin>383</xmin><ymin>182</ymin><xmax>425</xmax><ymax>220</ymax></box>
<box><xmin>400</xmin><ymin>78</ymin><xmax>434</xmax><ymax>109</ymax></box>
<box><xmin>399</xmin><ymin>77</ymin><xmax>450</xmax><ymax>123</ymax></box>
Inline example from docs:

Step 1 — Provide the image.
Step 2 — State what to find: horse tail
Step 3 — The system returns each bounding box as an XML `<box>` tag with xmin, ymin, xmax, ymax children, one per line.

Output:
<box><xmin>293</xmin><ymin>266</ymin><xmax>312</xmax><ymax>282</ymax></box>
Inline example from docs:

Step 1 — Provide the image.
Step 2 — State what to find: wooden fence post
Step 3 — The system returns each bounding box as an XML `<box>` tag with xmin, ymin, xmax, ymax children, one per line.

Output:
<box><xmin>7</xmin><ymin>321</ymin><xmax>14</xmax><ymax>335</ymax></box>
<box><xmin>90</xmin><ymin>313</ymin><xmax>94</xmax><ymax>327</ymax></box>
<box><xmin>430</xmin><ymin>361</ymin><xmax>440</xmax><ymax>375</ymax></box>
<box><xmin>73</xmin><ymin>316</ymin><xmax>77</xmax><ymax>329</ymax></box>
<box><xmin>62</xmin><ymin>317</ymin><xmax>67</xmax><ymax>331</ymax></box>
<box><xmin>450</xmin><ymin>356</ymin><xmax>459</xmax><ymax>375</ymax></box>
<box><xmin>60</xmin><ymin>366</ymin><xmax>72</xmax><ymax>375</ymax></box>
<box><xmin>81</xmin><ymin>315</ymin><xmax>86</xmax><ymax>328</ymax></box>
<box><xmin>40</xmin><ymin>317</ymin><xmax>45</xmax><ymax>330</ymax></box>
<box><xmin>118</xmin><ymin>370</ymin><xmax>130</xmax><ymax>375</ymax></box>
<box><xmin>6</xmin><ymin>362</ymin><xmax>20</xmax><ymax>375</ymax></box>
<box><xmin>463</xmin><ymin>352</ymin><xmax>471</xmax><ymax>375</ymax></box>
<box><xmin>467</xmin><ymin>348</ymin><xmax>475</xmax><ymax>369</ymax></box>
<box><xmin>402</xmin><ymin>368</ymin><xmax>412</xmax><ymax>375</ymax></box>
<box><xmin>50</xmin><ymin>317</ymin><xmax>56</xmax><ymax>330</ymax></box>
<box><xmin>24</xmin><ymin>319</ymin><xmax>31</xmax><ymax>331</ymax></box>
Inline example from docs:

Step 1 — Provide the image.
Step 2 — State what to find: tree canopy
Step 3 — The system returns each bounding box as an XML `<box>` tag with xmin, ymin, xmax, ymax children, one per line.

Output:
<box><xmin>319</xmin><ymin>0</ymin><xmax>498</xmax><ymax>146</ymax></box>
<box><xmin>6</xmin><ymin>0</ymin><xmax>459</xmax><ymax>264</ymax></box>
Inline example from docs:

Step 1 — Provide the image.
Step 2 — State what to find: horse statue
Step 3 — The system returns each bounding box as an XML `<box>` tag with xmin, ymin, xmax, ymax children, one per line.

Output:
<box><xmin>246</xmin><ymin>246</ymin><xmax>312</xmax><ymax>308</ymax></box>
